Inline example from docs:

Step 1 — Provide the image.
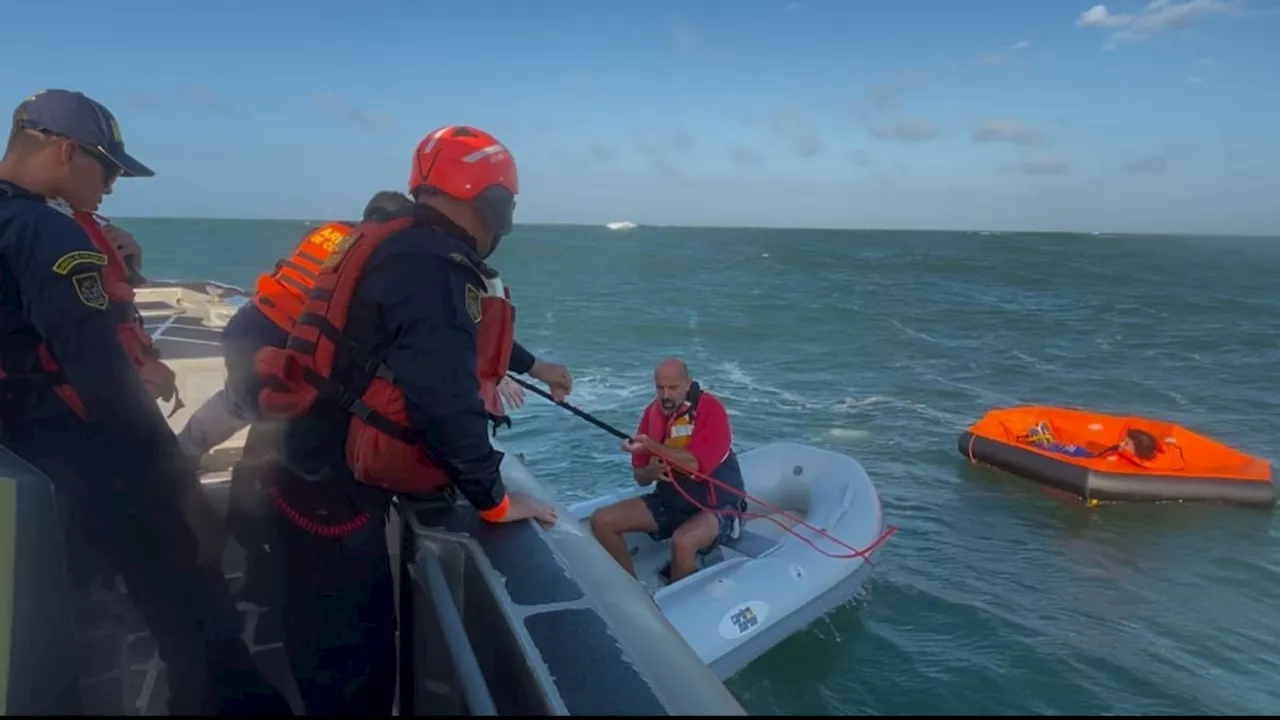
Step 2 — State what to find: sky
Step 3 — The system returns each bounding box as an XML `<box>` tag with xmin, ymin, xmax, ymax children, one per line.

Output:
<box><xmin>4</xmin><ymin>0</ymin><xmax>1279</xmax><ymax>235</ymax></box>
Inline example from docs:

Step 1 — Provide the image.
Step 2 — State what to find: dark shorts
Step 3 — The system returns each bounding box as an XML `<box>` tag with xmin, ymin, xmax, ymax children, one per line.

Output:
<box><xmin>642</xmin><ymin>492</ymin><xmax>743</xmax><ymax>548</ymax></box>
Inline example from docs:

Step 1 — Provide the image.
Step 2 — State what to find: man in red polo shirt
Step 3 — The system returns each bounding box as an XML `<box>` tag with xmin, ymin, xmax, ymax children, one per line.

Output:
<box><xmin>590</xmin><ymin>357</ymin><xmax>746</xmax><ymax>584</ymax></box>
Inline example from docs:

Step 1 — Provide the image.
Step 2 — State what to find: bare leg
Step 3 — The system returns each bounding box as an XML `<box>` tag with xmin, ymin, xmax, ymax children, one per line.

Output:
<box><xmin>589</xmin><ymin>497</ymin><xmax>659</xmax><ymax>577</ymax></box>
<box><xmin>669</xmin><ymin>512</ymin><xmax>720</xmax><ymax>583</ymax></box>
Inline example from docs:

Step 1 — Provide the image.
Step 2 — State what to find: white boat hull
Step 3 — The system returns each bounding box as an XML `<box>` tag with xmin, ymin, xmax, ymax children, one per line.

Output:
<box><xmin>569</xmin><ymin>441</ymin><xmax>888</xmax><ymax>680</ymax></box>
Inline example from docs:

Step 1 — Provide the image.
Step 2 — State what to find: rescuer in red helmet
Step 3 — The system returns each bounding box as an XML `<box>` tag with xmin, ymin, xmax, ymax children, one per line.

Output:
<box><xmin>249</xmin><ymin>125</ymin><xmax>569</xmax><ymax>714</ymax></box>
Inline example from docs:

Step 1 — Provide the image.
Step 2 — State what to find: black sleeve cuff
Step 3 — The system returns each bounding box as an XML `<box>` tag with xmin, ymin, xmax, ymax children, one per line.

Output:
<box><xmin>509</xmin><ymin>341</ymin><xmax>536</xmax><ymax>376</ymax></box>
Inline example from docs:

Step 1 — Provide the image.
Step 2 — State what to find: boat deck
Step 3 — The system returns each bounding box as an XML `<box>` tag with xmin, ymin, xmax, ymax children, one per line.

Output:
<box><xmin>72</xmin><ymin>483</ymin><xmax>303</xmax><ymax>716</ymax></box>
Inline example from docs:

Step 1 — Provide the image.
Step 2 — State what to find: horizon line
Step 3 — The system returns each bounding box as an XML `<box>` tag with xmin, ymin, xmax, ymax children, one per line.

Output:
<box><xmin>105</xmin><ymin>215</ymin><xmax>1280</xmax><ymax>241</ymax></box>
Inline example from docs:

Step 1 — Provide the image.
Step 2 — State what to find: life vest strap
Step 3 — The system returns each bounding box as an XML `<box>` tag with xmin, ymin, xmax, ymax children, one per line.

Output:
<box><xmin>295</xmin><ymin>248</ymin><xmax>327</xmax><ymax>266</ymax></box>
<box><xmin>274</xmin><ymin>257</ymin><xmax>319</xmax><ymax>282</ymax></box>
<box><xmin>288</xmin><ymin>310</ymin><xmax>397</xmax><ymax>380</ymax></box>
<box><xmin>296</xmin><ymin>363</ymin><xmax>417</xmax><ymax>443</ymax></box>
<box><xmin>275</xmin><ymin>273</ymin><xmax>312</xmax><ymax>296</ymax></box>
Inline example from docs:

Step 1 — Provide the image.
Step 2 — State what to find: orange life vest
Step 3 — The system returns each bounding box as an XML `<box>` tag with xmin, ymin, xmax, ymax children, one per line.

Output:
<box><xmin>252</xmin><ymin>216</ymin><xmax>517</xmax><ymax>495</ymax></box>
<box><xmin>475</xmin><ymin>276</ymin><xmax>516</xmax><ymax>426</ymax></box>
<box><xmin>252</xmin><ymin>222</ymin><xmax>352</xmax><ymax>333</ymax></box>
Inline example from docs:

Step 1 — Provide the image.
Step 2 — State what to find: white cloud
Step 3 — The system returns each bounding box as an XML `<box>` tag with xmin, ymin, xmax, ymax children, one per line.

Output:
<box><xmin>1077</xmin><ymin>0</ymin><xmax>1241</xmax><ymax>46</ymax></box>
<box><xmin>731</xmin><ymin>146</ymin><xmax>762</xmax><ymax>165</ymax></box>
<box><xmin>868</xmin><ymin>119</ymin><xmax>938</xmax><ymax>142</ymax></box>
<box><xmin>586</xmin><ymin>143</ymin><xmax>614</xmax><ymax>162</ymax></box>
<box><xmin>978</xmin><ymin>40</ymin><xmax>1033</xmax><ymax>67</ymax></box>
<box><xmin>1019</xmin><ymin>154</ymin><xmax>1070</xmax><ymax>176</ymax></box>
<box><xmin>633</xmin><ymin>130</ymin><xmax>692</xmax><ymax>177</ymax></box>
<box><xmin>854</xmin><ymin>69</ymin><xmax>930</xmax><ymax>115</ymax></box>
<box><xmin>182</xmin><ymin>84</ymin><xmax>237</xmax><ymax>118</ymax></box>
<box><xmin>847</xmin><ymin>149</ymin><xmax>872</xmax><ymax>167</ymax></box>
<box><xmin>868</xmin><ymin>82</ymin><xmax>904</xmax><ymax>111</ymax></box>
<box><xmin>770</xmin><ymin>109</ymin><xmax>824</xmax><ymax>158</ymax></box>
<box><xmin>973</xmin><ymin>119</ymin><xmax>1044</xmax><ymax>146</ymax></box>
<box><xmin>314</xmin><ymin>91</ymin><xmax>392</xmax><ymax>128</ymax></box>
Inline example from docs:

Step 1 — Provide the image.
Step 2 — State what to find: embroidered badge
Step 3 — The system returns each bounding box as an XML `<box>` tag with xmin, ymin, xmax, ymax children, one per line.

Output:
<box><xmin>72</xmin><ymin>272</ymin><xmax>108</xmax><ymax>309</ymax></box>
<box><xmin>465</xmin><ymin>284</ymin><xmax>483</xmax><ymax>324</ymax></box>
<box><xmin>52</xmin><ymin>250</ymin><xmax>108</xmax><ymax>275</ymax></box>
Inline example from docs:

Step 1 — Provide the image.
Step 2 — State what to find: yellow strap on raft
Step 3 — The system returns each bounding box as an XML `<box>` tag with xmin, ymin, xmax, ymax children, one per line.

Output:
<box><xmin>1023</xmin><ymin>422</ymin><xmax>1055</xmax><ymax>446</ymax></box>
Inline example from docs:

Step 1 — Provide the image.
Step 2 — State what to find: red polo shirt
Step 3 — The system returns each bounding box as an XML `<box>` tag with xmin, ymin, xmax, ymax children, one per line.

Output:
<box><xmin>631</xmin><ymin>390</ymin><xmax>733</xmax><ymax>474</ymax></box>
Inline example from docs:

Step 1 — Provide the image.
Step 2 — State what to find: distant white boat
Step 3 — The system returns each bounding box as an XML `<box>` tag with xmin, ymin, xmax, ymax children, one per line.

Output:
<box><xmin>606</xmin><ymin>221</ymin><xmax>639</xmax><ymax>231</ymax></box>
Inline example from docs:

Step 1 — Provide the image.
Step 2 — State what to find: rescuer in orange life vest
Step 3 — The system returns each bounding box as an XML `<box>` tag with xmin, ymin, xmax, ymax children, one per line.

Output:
<box><xmin>177</xmin><ymin>190</ymin><xmax>570</xmax><ymax>608</ymax></box>
<box><xmin>173</xmin><ymin>191</ymin><xmax>420</xmax><ymax>607</ymax></box>
<box><xmin>242</xmin><ymin>125</ymin><xmax>569</xmax><ymax>715</ymax></box>
<box><xmin>177</xmin><ymin>190</ymin><xmax>567</xmax><ymax>461</ymax></box>
<box><xmin>176</xmin><ymin>191</ymin><xmax>417</xmax><ymax>461</ymax></box>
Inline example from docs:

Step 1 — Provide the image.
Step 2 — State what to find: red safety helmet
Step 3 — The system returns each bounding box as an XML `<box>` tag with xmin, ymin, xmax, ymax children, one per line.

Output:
<box><xmin>409</xmin><ymin>125</ymin><xmax>518</xmax><ymax>237</ymax></box>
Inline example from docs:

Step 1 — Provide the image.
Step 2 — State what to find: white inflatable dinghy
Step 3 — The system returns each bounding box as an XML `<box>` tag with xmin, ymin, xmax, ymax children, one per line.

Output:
<box><xmin>569</xmin><ymin>441</ymin><xmax>891</xmax><ymax>680</ymax></box>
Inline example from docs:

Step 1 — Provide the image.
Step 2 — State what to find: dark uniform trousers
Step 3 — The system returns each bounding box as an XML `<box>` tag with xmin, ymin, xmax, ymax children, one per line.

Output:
<box><xmin>7</xmin><ymin>437</ymin><xmax>291</xmax><ymax>715</ymax></box>
<box><xmin>238</xmin><ymin>423</ymin><xmax>398</xmax><ymax>716</ymax></box>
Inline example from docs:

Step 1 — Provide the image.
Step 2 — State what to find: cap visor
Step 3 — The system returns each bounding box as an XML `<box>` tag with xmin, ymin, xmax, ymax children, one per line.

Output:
<box><xmin>102</xmin><ymin>147</ymin><xmax>155</xmax><ymax>178</ymax></box>
<box><xmin>127</xmin><ymin>264</ymin><xmax>150</xmax><ymax>287</ymax></box>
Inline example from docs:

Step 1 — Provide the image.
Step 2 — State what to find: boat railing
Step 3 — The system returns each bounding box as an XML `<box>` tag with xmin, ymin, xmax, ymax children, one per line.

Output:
<box><xmin>0</xmin><ymin>448</ymin><xmax>84</xmax><ymax>717</ymax></box>
<box><xmin>398</xmin><ymin>510</ymin><xmax>562</xmax><ymax>716</ymax></box>
<box><xmin>401</xmin><ymin>548</ymin><xmax>500</xmax><ymax>716</ymax></box>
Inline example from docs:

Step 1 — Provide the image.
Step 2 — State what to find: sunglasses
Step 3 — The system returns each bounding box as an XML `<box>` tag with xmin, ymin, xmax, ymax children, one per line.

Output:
<box><xmin>75</xmin><ymin>142</ymin><xmax>121</xmax><ymax>185</ymax></box>
<box><xmin>19</xmin><ymin>123</ymin><xmax>120</xmax><ymax>185</ymax></box>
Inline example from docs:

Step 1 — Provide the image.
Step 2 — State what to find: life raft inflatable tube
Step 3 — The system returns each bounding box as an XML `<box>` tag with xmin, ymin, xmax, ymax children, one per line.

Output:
<box><xmin>957</xmin><ymin>406</ymin><xmax>1276</xmax><ymax>508</ymax></box>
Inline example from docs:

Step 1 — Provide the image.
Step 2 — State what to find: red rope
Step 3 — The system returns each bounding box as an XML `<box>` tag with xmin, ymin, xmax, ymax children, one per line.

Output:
<box><xmin>269</xmin><ymin>485</ymin><xmax>371</xmax><ymax>539</ymax></box>
<box><xmin>645</xmin><ymin>445</ymin><xmax>898</xmax><ymax>565</ymax></box>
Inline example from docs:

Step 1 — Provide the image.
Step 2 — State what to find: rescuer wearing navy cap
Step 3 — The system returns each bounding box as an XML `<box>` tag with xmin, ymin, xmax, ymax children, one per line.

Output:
<box><xmin>0</xmin><ymin>89</ymin><xmax>291</xmax><ymax>714</ymax></box>
<box><xmin>13</xmin><ymin>88</ymin><xmax>155</xmax><ymax>180</ymax></box>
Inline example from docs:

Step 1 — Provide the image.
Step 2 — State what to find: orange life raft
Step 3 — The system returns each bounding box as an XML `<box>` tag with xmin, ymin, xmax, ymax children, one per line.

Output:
<box><xmin>958</xmin><ymin>406</ymin><xmax>1275</xmax><ymax>508</ymax></box>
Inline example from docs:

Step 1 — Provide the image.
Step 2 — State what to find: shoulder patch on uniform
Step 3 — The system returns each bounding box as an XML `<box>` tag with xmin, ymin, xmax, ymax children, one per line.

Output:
<box><xmin>71</xmin><ymin>272</ymin><xmax>108</xmax><ymax>309</ymax></box>
<box><xmin>465</xmin><ymin>283</ymin><xmax>483</xmax><ymax>324</ymax></box>
<box><xmin>52</xmin><ymin>250</ymin><xmax>109</xmax><ymax>275</ymax></box>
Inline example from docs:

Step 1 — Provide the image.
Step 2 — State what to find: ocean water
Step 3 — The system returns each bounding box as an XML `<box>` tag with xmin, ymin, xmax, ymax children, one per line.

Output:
<box><xmin>126</xmin><ymin>218</ymin><xmax>1280</xmax><ymax>715</ymax></box>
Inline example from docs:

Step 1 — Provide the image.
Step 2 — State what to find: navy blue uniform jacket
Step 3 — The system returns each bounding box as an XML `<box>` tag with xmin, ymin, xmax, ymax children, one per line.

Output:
<box><xmin>0</xmin><ymin>182</ymin><xmax>195</xmax><ymax>502</ymax></box>
<box><xmin>279</xmin><ymin>220</ymin><xmax>533</xmax><ymax>513</ymax></box>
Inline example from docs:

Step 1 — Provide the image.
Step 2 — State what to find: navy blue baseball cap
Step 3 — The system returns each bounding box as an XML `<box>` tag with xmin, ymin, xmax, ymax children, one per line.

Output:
<box><xmin>12</xmin><ymin>89</ymin><xmax>154</xmax><ymax>178</ymax></box>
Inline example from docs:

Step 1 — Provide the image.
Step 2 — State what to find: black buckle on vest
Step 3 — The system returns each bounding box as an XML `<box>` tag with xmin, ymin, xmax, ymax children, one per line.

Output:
<box><xmin>336</xmin><ymin>390</ymin><xmax>362</xmax><ymax>414</ymax></box>
<box><xmin>363</xmin><ymin>357</ymin><xmax>394</xmax><ymax>382</ymax></box>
